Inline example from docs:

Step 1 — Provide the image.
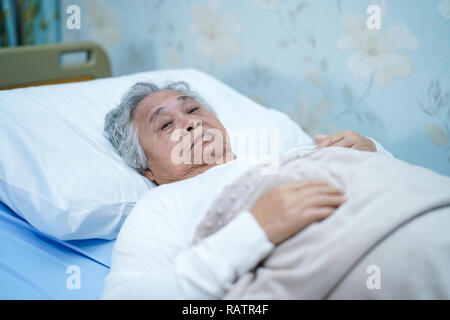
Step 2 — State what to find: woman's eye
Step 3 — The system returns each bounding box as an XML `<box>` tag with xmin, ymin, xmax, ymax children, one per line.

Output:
<box><xmin>160</xmin><ymin>122</ymin><xmax>172</xmax><ymax>130</ymax></box>
<box><xmin>188</xmin><ymin>107</ymin><xmax>199</xmax><ymax>114</ymax></box>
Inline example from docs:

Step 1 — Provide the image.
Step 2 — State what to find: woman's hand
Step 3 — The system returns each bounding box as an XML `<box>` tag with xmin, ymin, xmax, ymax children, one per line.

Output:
<box><xmin>250</xmin><ymin>180</ymin><xmax>345</xmax><ymax>245</ymax></box>
<box><xmin>313</xmin><ymin>130</ymin><xmax>377</xmax><ymax>152</ymax></box>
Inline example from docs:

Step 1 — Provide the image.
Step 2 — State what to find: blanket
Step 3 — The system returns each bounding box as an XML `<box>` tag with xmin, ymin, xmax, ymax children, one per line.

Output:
<box><xmin>192</xmin><ymin>147</ymin><xmax>450</xmax><ymax>299</ymax></box>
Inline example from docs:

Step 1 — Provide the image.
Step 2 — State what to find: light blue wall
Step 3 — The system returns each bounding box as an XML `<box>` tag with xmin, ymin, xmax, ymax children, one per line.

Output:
<box><xmin>61</xmin><ymin>0</ymin><xmax>450</xmax><ymax>176</ymax></box>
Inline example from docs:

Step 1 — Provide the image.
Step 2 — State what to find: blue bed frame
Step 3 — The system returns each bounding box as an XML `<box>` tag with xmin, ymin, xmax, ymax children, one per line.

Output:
<box><xmin>0</xmin><ymin>201</ymin><xmax>115</xmax><ymax>299</ymax></box>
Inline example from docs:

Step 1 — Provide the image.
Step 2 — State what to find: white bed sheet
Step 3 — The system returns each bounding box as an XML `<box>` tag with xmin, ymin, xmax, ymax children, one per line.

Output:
<box><xmin>0</xmin><ymin>68</ymin><xmax>312</xmax><ymax>241</ymax></box>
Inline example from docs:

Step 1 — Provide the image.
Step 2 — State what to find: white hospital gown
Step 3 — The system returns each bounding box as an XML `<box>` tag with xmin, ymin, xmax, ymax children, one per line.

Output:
<box><xmin>101</xmin><ymin>139</ymin><xmax>392</xmax><ymax>299</ymax></box>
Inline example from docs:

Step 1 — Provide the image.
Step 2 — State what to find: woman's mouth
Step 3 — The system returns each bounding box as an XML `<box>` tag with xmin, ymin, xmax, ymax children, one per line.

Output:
<box><xmin>191</xmin><ymin>131</ymin><xmax>205</xmax><ymax>149</ymax></box>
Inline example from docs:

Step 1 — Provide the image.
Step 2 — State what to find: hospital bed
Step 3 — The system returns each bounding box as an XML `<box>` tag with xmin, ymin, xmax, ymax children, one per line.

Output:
<box><xmin>0</xmin><ymin>201</ymin><xmax>113</xmax><ymax>299</ymax></box>
<box><xmin>0</xmin><ymin>42</ymin><xmax>309</xmax><ymax>299</ymax></box>
<box><xmin>2</xmin><ymin>42</ymin><xmax>449</xmax><ymax>300</ymax></box>
<box><xmin>0</xmin><ymin>42</ymin><xmax>114</xmax><ymax>299</ymax></box>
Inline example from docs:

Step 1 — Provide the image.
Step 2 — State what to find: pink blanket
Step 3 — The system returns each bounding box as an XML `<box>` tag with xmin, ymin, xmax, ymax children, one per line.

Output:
<box><xmin>192</xmin><ymin>147</ymin><xmax>450</xmax><ymax>299</ymax></box>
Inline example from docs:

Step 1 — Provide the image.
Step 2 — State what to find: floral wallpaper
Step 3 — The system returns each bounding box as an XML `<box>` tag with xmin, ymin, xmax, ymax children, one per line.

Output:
<box><xmin>60</xmin><ymin>0</ymin><xmax>450</xmax><ymax>175</ymax></box>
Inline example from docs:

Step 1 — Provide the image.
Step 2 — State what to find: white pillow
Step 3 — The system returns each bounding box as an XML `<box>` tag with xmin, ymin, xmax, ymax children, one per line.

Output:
<box><xmin>0</xmin><ymin>68</ymin><xmax>312</xmax><ymax>240</ymax></box>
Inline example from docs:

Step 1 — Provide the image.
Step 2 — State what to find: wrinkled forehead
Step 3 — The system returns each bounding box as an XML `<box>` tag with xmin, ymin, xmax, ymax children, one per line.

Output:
<box><xmin>134</xmin><ymin>90</ymin><xmax>194</xmax><ymax>121</ymax></box>
<box><xmin>141</xmin><ymin>90</ymin><xmax>188</xmax><ymax>112</ymax></box>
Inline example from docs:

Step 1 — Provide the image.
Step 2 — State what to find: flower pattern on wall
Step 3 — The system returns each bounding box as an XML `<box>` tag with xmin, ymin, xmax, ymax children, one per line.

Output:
<box><xmin>286</xmin><ymin>94</ymin><xmax>336</xmax><ymax>136</ymax></box>
<box><xmin>84</xmin><ymin>0</ymin><xmax>122</xmax><ymax>49</ymax></box>
<box><xmin>142</xmin><ymin>1</ymin><xmax>186</xmax><ymax>70</ymax></box>
<box><xmin>417</xmin><ymin>78</ymin><xmax>450</xmax><ymax>159</ymax></box>
<box><xmin>244</xmin><ymin>62</ymin><xmax>273</xmax><ymax>106</ymax></box>
<box><xmin>65</xmin><ymin>0</ymin><xmax>450</xmax><ymax>175</ymax></box>
<box><xmin>257</xmin><ymin>1</ymin><xmax>336</xmax><ymax>135</ymax></box>
<box><xmin>337</xmin><ymin>13</ymin><xmax>419</xmax><ymax>87</ymax></box>
<box><xmin>189</xmin><ymin>0</ymin><xmax>241</xmax><ymax>69</ymax></box>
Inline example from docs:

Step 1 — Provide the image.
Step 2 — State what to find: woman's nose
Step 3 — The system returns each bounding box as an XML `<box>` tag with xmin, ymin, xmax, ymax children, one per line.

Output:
<box><xmin>186</xmin><ymin>120</ymin><xmax>202</xmax><ymax>132</ymax></box>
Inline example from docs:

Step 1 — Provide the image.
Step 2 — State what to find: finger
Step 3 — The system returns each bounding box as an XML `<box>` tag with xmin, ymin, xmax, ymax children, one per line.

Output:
<box><xmin>328</xmin><ymin>137</ymin><xmax>352</xmax><ymax>148</ymax></box>
<box><xmin>306</xmin><ymin>207</ymin><xmax>336</xmax><ymax>222</ymax></box>
<box><xmin>314</xmin><ymin>134</ymin><xmax>328</xmax><ymax>144</ymax></box>
<box><xmin>350</xmin><ymin>139</ymin><xmax>373</xmax><ymax>152</ymax></box>
<box><xmin>293</xmin><ymin>186</ymin><xmax>344</xmax><ymax>204</ymax></box>
<box><xmin>306</xmin><ymin>194</ymin><xmax>346</xmax><ymax>208</ymax></box>
<box><xmin>296</xmin><ymin>183</ymin><xmax>343</xmax><ymax>195</ymax></box>
<box><xmin>315</xmin><ymin>132</ymin><xmax>345</xmax><ymax>149</ymax></box>
<box><xmin>318</xmin><ymin>185</ymin><xmax>344</xmax><ymax>195</ymax></box>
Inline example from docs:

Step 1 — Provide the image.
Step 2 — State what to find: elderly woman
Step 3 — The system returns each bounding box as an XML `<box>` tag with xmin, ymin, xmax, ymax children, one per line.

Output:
<box><xmin>102</xmin><ymin>81</ymin><xmax>392</xmax><ymax>299</ymax></box>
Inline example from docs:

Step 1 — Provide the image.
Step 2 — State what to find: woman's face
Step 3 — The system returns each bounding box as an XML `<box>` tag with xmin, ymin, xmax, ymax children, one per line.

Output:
<box><xmin>133</xmin><ymin>90</ymin><xmax>235</xmax><ymax>185</ymax></box>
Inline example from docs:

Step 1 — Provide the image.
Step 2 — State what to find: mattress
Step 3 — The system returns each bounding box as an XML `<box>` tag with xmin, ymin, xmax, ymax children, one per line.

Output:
<box><xmin>0</xmin><ymin>201</ymin><xmax>114</xmax><ymax>299</ymax></box>
<box><xmin>0</xmin><ymin>67</ymin><xmax>312</xmax><ymax>299</ymax></box>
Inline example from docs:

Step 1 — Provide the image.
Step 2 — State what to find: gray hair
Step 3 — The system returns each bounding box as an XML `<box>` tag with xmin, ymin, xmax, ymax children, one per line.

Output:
<box><xmin>104</xmin><ymin>80</ymin><xmax>214</xmax><ymax>174</ymax></box>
